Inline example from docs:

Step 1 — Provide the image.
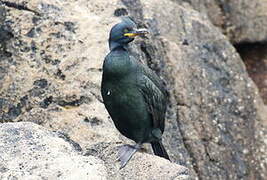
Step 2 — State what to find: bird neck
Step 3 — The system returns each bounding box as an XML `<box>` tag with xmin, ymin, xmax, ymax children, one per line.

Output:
<box><xmin>109</xmin><ymin>40</ymin><xmax>128</xmax><ymax>51</ymax></box>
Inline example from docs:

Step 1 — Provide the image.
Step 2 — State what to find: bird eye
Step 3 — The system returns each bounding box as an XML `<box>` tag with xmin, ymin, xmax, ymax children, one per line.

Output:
<box><xmin>123</xmin><ymin>28</ymin><xmax>130</xmax><ymax>33</ymax></box>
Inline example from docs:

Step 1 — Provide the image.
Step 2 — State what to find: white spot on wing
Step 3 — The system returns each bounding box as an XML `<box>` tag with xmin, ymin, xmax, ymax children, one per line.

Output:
<box><xmin>107</xmin><ymin>90</ymin><xmax>111</xmax><ymax>96</ymax></box>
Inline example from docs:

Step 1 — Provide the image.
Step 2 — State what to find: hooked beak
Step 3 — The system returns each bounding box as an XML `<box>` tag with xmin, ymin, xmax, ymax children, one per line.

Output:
<box><xmin>124</xmin><ymin>28</ymin><xmax>149</xmax><ymax>37</ymax></box>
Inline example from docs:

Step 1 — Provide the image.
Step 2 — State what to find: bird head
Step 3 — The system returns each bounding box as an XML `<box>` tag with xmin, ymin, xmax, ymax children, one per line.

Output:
<box><xmin>109</xmin><ymin>17</ymin><xmax>149</xmax><ymax>50</ymax></box>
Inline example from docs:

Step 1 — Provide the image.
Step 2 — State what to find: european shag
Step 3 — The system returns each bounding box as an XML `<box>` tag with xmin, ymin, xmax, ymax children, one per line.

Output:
<box><xmin>101</xmin><ymin>17</ymin><xmax>170</xmax><ymax>168</ymax></box>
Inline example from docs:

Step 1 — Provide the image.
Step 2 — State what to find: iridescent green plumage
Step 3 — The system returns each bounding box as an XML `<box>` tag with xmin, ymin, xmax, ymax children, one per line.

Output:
<box><xmin>101</xmin><ymin>17</ymin><xmax>169</xmax><ymax>168</ymax></box>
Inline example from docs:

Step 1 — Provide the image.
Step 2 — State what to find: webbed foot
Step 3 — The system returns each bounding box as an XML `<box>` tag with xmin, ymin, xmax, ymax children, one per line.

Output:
<box><xmin>117</xmin><ymin>144</ymin><xmax>141</xmax><ymax>169</ymax></box>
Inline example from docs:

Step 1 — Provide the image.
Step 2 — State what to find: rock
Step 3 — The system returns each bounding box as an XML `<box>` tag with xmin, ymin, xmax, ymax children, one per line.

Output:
<box><xmin>177</xmin><ymin>0</ymin><xmax>267</xmax><ymax>43</ymax></box>
<box><xmin>0</xmin><ymin>122</ymin><xmax>189</xmax><ymax>180</ymax></box>
<box><xmin>171</xmin><ymin>0</ymin><xmax>267</xmax><ymax>112</ymax></box>
<box><xmin>0</xmin><ymin>0</ymin><xmax>266</xmax><ymax>180</ymax></box>
<box><xmin>85</xmin><ymin>142</ymin><xmax>190</xmax><ymax>180</ymax></box>
<box><xmin>0</xmin><ymin>0</ymin><xmax>121</xmax><ymax>149</ymax></box>
<box><xmin>124</xmin><ymin>0</ymin><xmax>267</xmax><ymax>179</ymax></box>
<box><xmin>0</xmin><ymin>122</ymin><xmax>107</xmax><ymax>180</ymax></box>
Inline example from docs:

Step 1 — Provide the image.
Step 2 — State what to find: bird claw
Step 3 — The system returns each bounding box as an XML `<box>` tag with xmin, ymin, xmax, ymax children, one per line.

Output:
<box><xmin>117</xmin><ymin>144</ymin><xmax>140</xmax><ymax>169</ymax></box>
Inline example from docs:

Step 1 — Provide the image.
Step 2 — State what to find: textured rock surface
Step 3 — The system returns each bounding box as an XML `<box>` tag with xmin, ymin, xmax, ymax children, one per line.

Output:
<box><xmin>178</xmin><ymin>0</ymin><xmax>267</xmax><ymax>43</ymax></box>
<box><xmin>0</xmin><ymin>122</ymin><xmax>107</xmax><ymax>180</ymax></box>
<box><xmin>177</xmin><ymin>0</ymin><xmax>267</xmax><ymax>107</ymax></box>
<box><xmin>125</xmin><ymin>0</ymin><xmax>267</xmax><ymax>179</ymax></box>
<box><xmin>0</xmin><ymin>0</ymin><xmax>120</xmax><ymax>149</ymax></box>
<box><xmin>0</xmin><ymin>0</ymin><xmax>266</xmax><ymax>180</ymax></box>
<box><xmin>0</xmin><ymin>122</ymin><xmax>189</xmax><ymax>180</ymax></box>
<box><xmin>85</xmin><ymin>142</ymin><xmax>189</xmax><ymax>180</ymax></box>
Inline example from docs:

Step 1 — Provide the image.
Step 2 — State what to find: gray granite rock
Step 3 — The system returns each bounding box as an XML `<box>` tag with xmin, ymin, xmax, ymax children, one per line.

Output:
<box><xmin>177</xmin><ymin>0</ymin><xmax>267</xmax><ymax>43</ymax></box>
<box><xmin>124</xmin><ymin>0</ymin><xmax>267</xmax><ymax>179</ymax></box>
<box><xmin>0</xmin><ymin>122</ymin><xmax>190</xmax><ymax>180</ymax></box>
<box><xmin>0</xmin><ymin>0</ymin><xmax>266</xmax><ymax>179</ymax></box>
<box><xmin>0</xmin><ymin>122</ymin><xmax>107</xmax><ymax>180</ymax></box>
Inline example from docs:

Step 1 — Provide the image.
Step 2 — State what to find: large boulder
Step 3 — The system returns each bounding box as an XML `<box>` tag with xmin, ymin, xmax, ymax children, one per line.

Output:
<box><xmin>177</xmin><ymin>0</ymin><xmax>267</xmax><ymax>43</ymax></box>
<box><xmin>123</xmin><ymin>0</ymin><xmax>267</xmax><ymax>179</ymax></box>
<box><xmin>0</xmin><ymin>0</ymin><xmax>266</xmax><ymax>179</ymax></box>
<box><xmin>174</xmin><ymin>0</ymin><xmax>267</xmax><ymax>105</ymax></box>
<box><xmin>0</xmin><ymin>122</ymin><xmax>189</xmax><ymax>180</ymax></box>
<box><xmin>0</xmin><ymin>122</ymin><xmax>107</xmax><ymax>180</ymax></box>
<box><xmin>0</xmin><ymin>0</ymin><xmax>120</xmax><ymax>149</ymax></box>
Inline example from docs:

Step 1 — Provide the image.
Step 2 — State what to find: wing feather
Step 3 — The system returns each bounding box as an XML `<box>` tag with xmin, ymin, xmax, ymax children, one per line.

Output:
<box><xmin>137</xmin><ymin>64</ymin><xmax>167</xmax><ymax>132</ymax></box>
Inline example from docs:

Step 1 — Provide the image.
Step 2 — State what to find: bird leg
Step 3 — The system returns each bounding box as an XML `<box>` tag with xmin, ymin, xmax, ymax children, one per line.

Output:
<box><xmin>118</xmin><ymin>143</ymin><xmax>141</xmax><ymax>169</ymax></box>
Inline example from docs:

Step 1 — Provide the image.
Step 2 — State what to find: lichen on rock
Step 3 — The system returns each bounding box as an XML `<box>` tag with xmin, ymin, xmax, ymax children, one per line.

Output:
<box><xmin>0</xmin><ymin>0</ymin><xmax>266</xmax><ymax>179</ymax></box>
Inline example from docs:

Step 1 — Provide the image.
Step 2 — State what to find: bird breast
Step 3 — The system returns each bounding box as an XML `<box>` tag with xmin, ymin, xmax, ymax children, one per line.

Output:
<box><xmin>103</xmin><ymin>55</ymin><xmax>135</xmax><ymax>78</ymax></box>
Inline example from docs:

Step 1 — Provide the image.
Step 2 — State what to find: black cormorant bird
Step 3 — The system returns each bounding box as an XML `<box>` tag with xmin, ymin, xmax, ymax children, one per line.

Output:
<box><xmin>101</xmin><ymin>17</ymin><xmax>170</xmax><ymax>168</ymax></box>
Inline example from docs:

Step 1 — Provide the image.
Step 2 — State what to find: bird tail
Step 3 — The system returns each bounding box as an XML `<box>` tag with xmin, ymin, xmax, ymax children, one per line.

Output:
<box><xmin>151</xmin><ymin>141</ymin><xmax>170</xmax><ymax>160</ymax></box>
